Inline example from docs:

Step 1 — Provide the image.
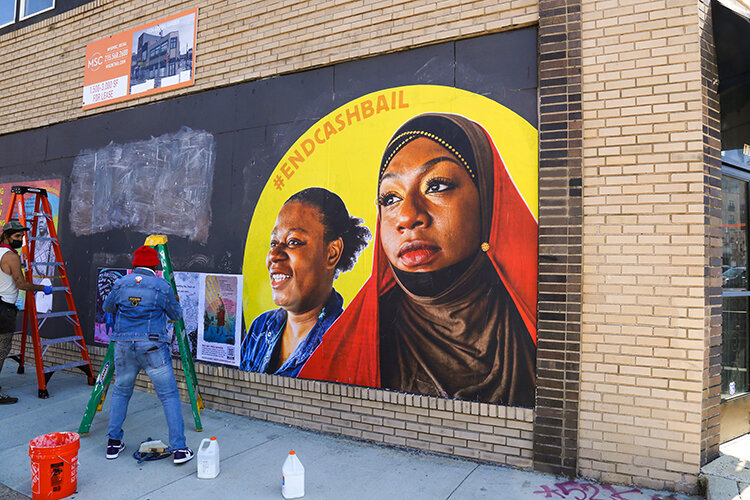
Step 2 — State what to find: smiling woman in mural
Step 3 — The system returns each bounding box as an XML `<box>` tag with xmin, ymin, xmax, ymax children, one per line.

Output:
<box><xmin>240</xmin><ymin>187</ymin><xmax>370</xmax><ymax>377</ymax></box>
<box><xmin>300</xmin><ymin>113</ymin><xmax>538</xmax><ymax>407</ymax></box>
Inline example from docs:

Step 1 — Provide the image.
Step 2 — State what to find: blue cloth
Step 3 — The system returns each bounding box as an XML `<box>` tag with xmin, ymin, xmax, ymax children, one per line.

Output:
<box><xmin>240</xmin><ymin>290</ymin><xmax>343</xmax><ymax>377</ymax></box>
<box><xmin>107</xmin><ymin>341</ymin><xmax>186</xmax><ymax>450</ymax></box>
<box><xmin>103</xmin><ymin>268</ymin><xmax>182</xmax><ymax>343</ymax></box>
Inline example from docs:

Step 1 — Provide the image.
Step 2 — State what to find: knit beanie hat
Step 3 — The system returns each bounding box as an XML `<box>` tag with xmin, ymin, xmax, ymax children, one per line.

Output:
<box><xmin>132</xmin><ymin>246</ymin><xmax>159</xmax><ymax>267</ymax></box>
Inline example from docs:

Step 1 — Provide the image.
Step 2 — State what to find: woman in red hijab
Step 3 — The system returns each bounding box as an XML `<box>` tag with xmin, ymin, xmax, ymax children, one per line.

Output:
<box><xmin>300</xmin><ymin>113</ymin><xmax>537</xmax><ymax>407</ymax></box>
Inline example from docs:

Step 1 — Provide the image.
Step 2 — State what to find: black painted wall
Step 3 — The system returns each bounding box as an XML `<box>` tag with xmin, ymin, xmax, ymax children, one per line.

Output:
<box><xmin>0</xmin><ymin>27</ymin><xmax>538</xmax><ymax>342</ymax></box>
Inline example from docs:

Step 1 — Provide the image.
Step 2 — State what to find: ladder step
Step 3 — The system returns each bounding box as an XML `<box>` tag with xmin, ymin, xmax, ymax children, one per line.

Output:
<box><xmin>29</xmin><ymin>262</ymin><xmax>63</xmax><ymax>267</ymax></box>
<box><xmin>37</xmin><ymin>311</ymin><xmax>76</xmax><ymax>319</ymax></box>
<box><xmin>28</xmin><ymin>237</ymin><xmax>57</xmax><ymax>241</ymax></box>
<box><xmin>40</xmin><ymin>336</ymin><xmax>82</xmax><ymax>346</ymax></box>
<box><xmin>32</xmin><ymin>275</ymin><xmax>62</xmax><ymax>279</ymax></box>
<box><xmin>43</xmin><ymin>360</ymin><xmax>89</xmax><ymax>374</ymax></box>
<box><xmin>31</xmin><ymin>212</ymin><xmax>53</xmax><ymax>218</ymax></box>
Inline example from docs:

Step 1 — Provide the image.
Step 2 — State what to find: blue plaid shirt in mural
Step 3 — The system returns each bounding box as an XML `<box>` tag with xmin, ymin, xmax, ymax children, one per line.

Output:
<box><xmin>239</xmin><ymin>290</ymin><xmax>343</xmax><ymax>377</ymax></box>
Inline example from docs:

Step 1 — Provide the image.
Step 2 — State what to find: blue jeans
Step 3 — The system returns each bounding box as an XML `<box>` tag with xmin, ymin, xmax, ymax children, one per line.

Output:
<box><xmin>107</xmin><ymin>341</ymin><xmax>186</xmax><ymax>450</ymax></box>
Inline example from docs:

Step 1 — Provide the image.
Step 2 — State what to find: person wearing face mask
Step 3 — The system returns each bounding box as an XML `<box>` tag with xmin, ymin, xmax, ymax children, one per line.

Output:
<box><xmin>0</xmin><ymin>221</ymin><xmax>53</xmax><ymax>404</ymax></box>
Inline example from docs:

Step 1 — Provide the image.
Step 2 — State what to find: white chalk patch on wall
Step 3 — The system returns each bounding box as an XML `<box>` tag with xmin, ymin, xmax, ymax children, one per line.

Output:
<box><xmin>69</xmin><ymin>127</ymin><xmax>216</xmax><ymax>242</ymax></box>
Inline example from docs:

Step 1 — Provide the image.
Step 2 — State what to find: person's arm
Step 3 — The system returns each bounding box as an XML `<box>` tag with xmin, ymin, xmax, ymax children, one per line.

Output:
<box><xmin>1</xmin><ymin>251</ymin><xmax>46</xmax><ymax>293</ymax></box>
<box><xmin>102</xmin><ymin>285</ymin><xmax>118</xmax><ymax>313</ymax></box>
<box><xmin>164</xmin><ymin>286</ymin><xmax>182</xmax><ymax>321</ymax></box>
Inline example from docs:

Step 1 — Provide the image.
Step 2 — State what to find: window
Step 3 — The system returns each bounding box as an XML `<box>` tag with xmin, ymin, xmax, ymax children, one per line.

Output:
<box><xmin>19</xmin><ymin>0</ymin><xmax>53</xmax><ymax>20</ymax></box>
<box><xmin>723</xmin><ymin>170</ymin><xmax>750</xmax><ymax>398</ymax></box>
<box><xmin>0</xmin><ymin>0</ymin><xmax>15</xmax><ymax>28</ymax></box>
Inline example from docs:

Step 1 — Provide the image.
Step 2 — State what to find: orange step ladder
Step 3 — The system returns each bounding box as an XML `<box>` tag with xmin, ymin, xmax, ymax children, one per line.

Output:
<box><xmin>5</xmin><ymin>186</ymin><xmax>94</xmax><ymax>398</ymax></box>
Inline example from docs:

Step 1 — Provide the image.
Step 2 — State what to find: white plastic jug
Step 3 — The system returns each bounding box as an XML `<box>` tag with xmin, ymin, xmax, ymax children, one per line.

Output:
<box><xmin>281</xmin><ymin>450</ymin><xmax>304</xmax><ymax>499</ymax></box>
<box><xmin>197</xmin><ymin>437</ymin><xmax>220</xmax><ymax>479</ymax></box>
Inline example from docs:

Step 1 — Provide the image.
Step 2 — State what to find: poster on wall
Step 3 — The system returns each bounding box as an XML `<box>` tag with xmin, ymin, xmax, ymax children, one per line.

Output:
<box><xmin>96</xmin><ymin>268</ymin><xmax>235</xmax><ymax>365</ymax></box>
<box><xmin>0</xmin><ymin>179</ymin><xmax>62</xmax><ymax>311</ymax></box>
<box><xmin>240</xmin><ymin>85</ymin><xmax>539</xmax><ymax>407</ymax></box>
<box><xmin>197</xmin><ymin>274</ymin><xmax>242</xmax><ymax>366</ymax></box>
<box><xmin>82</xmin><ymin>8</ymin><xmax>197</xmax><ymax>110</ymax></box>
<box><xmin>94</xmin><ymin>268</ymin><xmax>128</xmax><ymax>344</ymax></box>
<box><xmin>168</xmin><ymin>271</ymin><xmax>200</xmax><ymax>358</ymax></box>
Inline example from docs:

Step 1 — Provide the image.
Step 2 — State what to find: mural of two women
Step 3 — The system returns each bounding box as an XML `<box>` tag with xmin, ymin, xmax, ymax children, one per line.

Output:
<box><xmin>241</xmin><ymin>112</ymin><xmax>538</xmax><ymax>408</ymax></box>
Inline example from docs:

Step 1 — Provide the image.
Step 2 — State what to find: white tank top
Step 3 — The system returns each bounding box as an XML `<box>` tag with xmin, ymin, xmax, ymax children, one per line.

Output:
<box><xmin>0</xmin><ymin>248</ymin><xmax>19</xmax><ymax>305</ymax></box>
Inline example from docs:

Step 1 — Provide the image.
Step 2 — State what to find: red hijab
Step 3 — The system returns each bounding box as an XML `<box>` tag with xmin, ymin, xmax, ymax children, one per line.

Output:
<box><xmin>299</xmin><ymin>114</ymin><xmax>537</xmax><ymax>386</ymax></box>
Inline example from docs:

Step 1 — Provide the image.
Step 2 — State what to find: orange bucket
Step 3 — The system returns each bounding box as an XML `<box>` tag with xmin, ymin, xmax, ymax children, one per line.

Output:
<box><xmin>28</xmin><ymin>432</ymin><xmax>79</xmax><ymax>500</ymax></box>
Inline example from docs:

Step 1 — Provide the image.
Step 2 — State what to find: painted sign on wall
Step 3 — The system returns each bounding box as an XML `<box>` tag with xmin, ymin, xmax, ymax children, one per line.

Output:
<box><xmin>82</xmin><ymin>8</ymin><xmax>197</xmax><ymax>110</ymax></box>
<box><xmin>241</xmin><ymin>85</ymin><xmax>539</xmax><ymax>407</ymax></box>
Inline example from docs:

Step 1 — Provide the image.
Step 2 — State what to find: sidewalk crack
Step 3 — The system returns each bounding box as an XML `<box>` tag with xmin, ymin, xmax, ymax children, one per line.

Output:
<box><xmin>446</xmin><ymin>463</ymin><xmax>480</xmax><ymax>499</ymax></box>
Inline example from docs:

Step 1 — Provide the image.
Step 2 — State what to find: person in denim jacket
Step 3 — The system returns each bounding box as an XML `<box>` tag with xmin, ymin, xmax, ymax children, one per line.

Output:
<box><xmin>240</xmin><ymin>188</ymin><xmax>370</xmax><ymax>377</ymax></box>
<box><xmin>102</xmin><ymin>245</ymin><xmax>194</xmax><ymax>464</ymax></box>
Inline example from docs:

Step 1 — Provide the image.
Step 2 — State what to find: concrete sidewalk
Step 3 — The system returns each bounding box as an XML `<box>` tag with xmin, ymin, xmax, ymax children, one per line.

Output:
<box><xmin>0</xmin><ymin>364</ymin><xmax>701</xmax><ymax>500</ymax></box>
<box><xmin>701</xmin><ymin>435</ymin><xmax>750</xmax><ymax>499</ymax></box>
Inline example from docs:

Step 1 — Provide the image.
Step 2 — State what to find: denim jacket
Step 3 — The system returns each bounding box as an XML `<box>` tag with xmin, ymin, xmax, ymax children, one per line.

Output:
<box><xmin>239</xmin><ymin>290</ymin><xmax>343</xmax><ymax>377</ymax></box>
<box><xmin>103</xmin><ymin>268</ymin><xmax>182</xmax><ymax>343</ymax></box>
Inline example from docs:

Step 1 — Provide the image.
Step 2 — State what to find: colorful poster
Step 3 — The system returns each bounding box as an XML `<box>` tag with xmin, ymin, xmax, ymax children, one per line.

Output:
<box><xmin>0</xmin><ymin>179</ymin><xmax>61</xmax><ymax>228</ymax></box>
<box><xmin>197</xmin><ymin>274</ymin><xmax>242</xmax><ymax>366</ymax></box>
<box><xmin>83</xmin><ymin>9</ymin><xmax>197</xmax><ymax>110</ymax></box>
<box><xmin>0</xmin><ymin>179</ymin><xmax>62</xmax><ymax>311</ymax></box>
<box><xmin>240</xmin><ymin>85</ymin><xmax>539</xmax><ymax>407</ymax></box>
<box><xmin>168</xmin><ymin>271</ymin><xmax>200</xmax><ymax>358</ymax></box>
<box><xmin>96</xmin><ymin>268</ymin><xmax>240</xmax><ymax>367</ymax></box>
<box><xmin>94</xmin><ymin>268</ymin><xmax>128</xmax><ymax>343</ymax></box>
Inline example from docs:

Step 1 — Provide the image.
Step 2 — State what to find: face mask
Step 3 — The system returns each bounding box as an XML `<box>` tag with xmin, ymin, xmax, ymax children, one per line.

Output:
<box><xmin>9</xmin><ymin>239</ymin><xmax>22</xmax><ymax>249</ymax></box>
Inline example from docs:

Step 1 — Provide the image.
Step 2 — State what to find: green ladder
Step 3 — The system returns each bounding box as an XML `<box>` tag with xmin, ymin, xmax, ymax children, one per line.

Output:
<box><xmin>78</xmin><ymin>235</ymin><xmax>204</xmax><ymax>434</ymax></box>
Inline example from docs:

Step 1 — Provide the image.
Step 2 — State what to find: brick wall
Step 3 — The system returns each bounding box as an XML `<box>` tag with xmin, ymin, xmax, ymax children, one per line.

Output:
<box><xmin>21</xmin><ymin>341</ymin><xmax>535</xmax><ymax>467</ymax></box>
<box><xmin>0</xmin><ymin>0</ymin><xmax>538</xmax><ymax>135</ymax></box>
<box><xmin>579</xmin><ymin>0</ymin><xmax>709</xmax><ymax>493</ymax></box>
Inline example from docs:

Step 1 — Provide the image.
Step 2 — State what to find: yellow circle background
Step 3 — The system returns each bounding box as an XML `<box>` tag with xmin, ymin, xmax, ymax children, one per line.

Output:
<box><xmin>242</xmin><ymin>85</ymin><xmax>538</xmax><ymax>327</ymax></box>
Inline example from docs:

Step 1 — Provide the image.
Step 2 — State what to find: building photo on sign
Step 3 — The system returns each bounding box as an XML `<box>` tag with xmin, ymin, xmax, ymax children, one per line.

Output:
<box><xmin>129</xmin><ymin>13</ymin><xmax>195</xmax><ymax>95</ymax></box>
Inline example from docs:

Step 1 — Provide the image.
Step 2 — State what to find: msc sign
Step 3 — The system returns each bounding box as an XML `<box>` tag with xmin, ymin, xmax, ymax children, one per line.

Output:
<box><xmin>87</xmin><ymin>52</ymin><xmax>103</xmax><ymax>72</ymax></box>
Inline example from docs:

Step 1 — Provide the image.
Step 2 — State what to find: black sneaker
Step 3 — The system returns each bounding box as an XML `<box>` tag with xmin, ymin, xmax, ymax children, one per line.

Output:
<box><xmin>173</xmin><ymin>447</ymin><xmax>194</xmax><ymax>464</ymax></box>
<box><xmin>0</xmin><ymin>391</ymin><xmax>18</xmax><ymax>404</ymax></box>
<box><xmin>106</xmin><ymin>439</ymin><xmax>125</xmax><ymax>459</ymax></box>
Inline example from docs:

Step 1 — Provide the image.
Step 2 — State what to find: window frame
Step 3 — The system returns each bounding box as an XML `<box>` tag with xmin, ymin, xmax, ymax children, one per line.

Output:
<box><xmin>722</xmin><ymin>163</ymin><xmax>750</xmax><ymax>400</ymax></box>
<box><xmin>18</xmin><ymin>0</ymin><xmax>54</xmax><ymax>21</ymax></box>
<box><xmin>0</xmin><ymin>0</ymin><xmax>17</xmax><ymax>29</ymax></box>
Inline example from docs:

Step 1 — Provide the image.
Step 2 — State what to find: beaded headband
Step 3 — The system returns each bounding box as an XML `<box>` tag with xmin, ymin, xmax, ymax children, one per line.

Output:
<box><xmin>379</xmin><ymin>115</ymin><xmax>479</xmax><ymax>188</ymax></box>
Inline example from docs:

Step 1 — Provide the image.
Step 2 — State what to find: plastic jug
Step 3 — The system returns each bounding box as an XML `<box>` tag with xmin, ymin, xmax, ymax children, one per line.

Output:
<box><xmin>281</xmin><ymin>450</ymin><xmax>304</xmax><ymax>499</ymax></box>
<box><xmin>197</xmin><ymin>437</ymin><xmax>220</xmax><ymax>479</ymax></box>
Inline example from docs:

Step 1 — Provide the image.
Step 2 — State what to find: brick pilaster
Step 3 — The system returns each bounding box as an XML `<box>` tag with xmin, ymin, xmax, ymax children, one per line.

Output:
<box><xmin>534</xmin><ymin>0</ymin><xmax>583</xmax><ymax>477</ymax></box>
